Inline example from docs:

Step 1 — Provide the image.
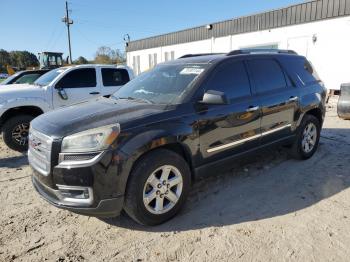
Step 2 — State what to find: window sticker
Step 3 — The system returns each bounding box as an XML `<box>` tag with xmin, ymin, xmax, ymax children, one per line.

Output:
<box><xmin>180</xmin><ymin>67</ymin><xmax>204</xmax><ymax>75</ymax></box>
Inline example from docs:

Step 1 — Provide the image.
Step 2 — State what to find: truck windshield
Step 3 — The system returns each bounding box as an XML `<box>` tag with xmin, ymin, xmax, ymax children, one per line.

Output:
<box><xmin>34</xmin><ymin>68</ymin><xmax>67</xmax><ymax>86</ymax></box>
<box><xmin>112</xmin><ymin>63</ymin><xmax>208</xmax><ymax>105</ymax></box>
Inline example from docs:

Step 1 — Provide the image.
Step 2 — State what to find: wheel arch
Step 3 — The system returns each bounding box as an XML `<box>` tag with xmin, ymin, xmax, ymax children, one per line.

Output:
<box><xmin>305</xmin><ymin>107</ymin><xmax>323</xmax><ymax>125</ymax></box>
<box><xmin>0</xmin><ymin>106</ymin><xmax>44</xmax><ymax>129</ymax></box>
<box><xmin>116</xmin><ymin>129</ymin><xmax>197</xmax><ymax>198</ymax></box>
<box><xmin>129</xmin><ymin>141</ymin><xmax>195</xmax><ymax>182</ymax></box>
<box><xmin>296</xmin><ymin>106</ymin><xmax>324</xmax><ymax>128</ymax></box>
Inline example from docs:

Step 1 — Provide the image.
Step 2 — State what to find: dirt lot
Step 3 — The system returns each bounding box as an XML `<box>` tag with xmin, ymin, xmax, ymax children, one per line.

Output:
<box><xmin>0</xmin><ymin>96</ymin><xmax>349</xmax><ymax>262</ymax></box>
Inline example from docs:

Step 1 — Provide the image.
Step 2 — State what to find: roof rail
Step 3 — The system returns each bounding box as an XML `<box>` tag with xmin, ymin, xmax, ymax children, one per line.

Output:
<box><xmin>178</xmin><ymin>53</ymin><xmax>225</xmax><ymax>59</ymax></box>
<box><xmin>227</xmin><ymin>49</ymin><xmax>297</xmax><ymax>56</ymax></box>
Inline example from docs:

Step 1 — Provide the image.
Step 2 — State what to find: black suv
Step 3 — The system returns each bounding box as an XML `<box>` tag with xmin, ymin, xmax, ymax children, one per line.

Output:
<box><xmin>29</xmin><ymin>50</ymin><xmax>326</xmax><ymax>225</ymax></box>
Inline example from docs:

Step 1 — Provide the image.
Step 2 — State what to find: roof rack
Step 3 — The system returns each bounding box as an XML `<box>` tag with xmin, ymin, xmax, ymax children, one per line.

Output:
<box><xmin>227</xmin><ymin>49</ymin><xmax>297</xmax><ymax>56</ymax></box>
<box><xmin>178</xmin><ymin>53</ymin><xmax>225</xmax><ymax>59</ymax></box>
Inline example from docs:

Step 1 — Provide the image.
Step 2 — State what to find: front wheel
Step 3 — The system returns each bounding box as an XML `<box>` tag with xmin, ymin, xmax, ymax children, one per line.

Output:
<box><xmin>2</xmin><ymin>115</ymin><xmax>34</xmax><ymax>152</ymax></box>
<box><xmin>289</xmin><ymin>114</ymin><xmax>321</xmax><ymax>160</ymax></box>
<box><xmin>124</xmin><ymin>149</ymin><xmax>191</xmax><ymax>226</ymax></box>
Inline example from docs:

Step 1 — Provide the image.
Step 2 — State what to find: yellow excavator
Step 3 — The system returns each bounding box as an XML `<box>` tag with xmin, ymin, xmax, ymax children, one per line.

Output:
<box><xmin>6</xmin><ymin>65</ymin><xmax>16</xmax><ymax>76</ymax></box>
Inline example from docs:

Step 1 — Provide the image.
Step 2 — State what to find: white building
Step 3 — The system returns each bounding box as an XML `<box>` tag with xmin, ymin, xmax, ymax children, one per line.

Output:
<box><xmin>126</xmin><ymin>0</ymin><xmax>350</xmax><ymax>90</ymax></box>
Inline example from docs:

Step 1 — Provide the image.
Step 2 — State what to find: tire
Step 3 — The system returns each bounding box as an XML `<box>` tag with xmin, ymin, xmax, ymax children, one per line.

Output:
<box><xmin>289</xmin><ymin>114</ymin><xmax>321</xmax><ymax>160</ymax></box>
<box><xmin>124</xmin><ymin>149</ymin><xmax>191</xmax><ymax>226</ymax></box>
<box><xmin>2</xmin><ymin>115</ymin><xmax>34</xmax><ymax>152</ymax></box>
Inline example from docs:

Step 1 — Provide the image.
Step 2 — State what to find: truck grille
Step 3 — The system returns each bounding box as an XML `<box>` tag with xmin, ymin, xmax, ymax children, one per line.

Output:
<box><xmin>28</xmin><ymin>128</ymin><xmax>53</xmax><ymax>176</ymax></box>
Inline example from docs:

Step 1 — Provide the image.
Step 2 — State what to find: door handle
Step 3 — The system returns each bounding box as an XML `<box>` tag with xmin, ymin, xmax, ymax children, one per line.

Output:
<box><xmin>288</xmin><ymin>96</ymin><xmax>298</xmax><ymax>102</ymax></box>
<box><xmin>89</xmin><ymin>92</ymin><xmax>100</xmax><ymax>95</ymax></box>
<box><xmin>246</xmin><ymin>106</ymin><xmax>260</xmax><ymax>112</ymax></box>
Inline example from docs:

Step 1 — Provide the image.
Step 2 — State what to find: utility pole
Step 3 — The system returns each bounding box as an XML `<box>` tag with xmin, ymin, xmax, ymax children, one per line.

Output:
<box><xmin>62</xmin><ymin>1</ymin><xmax>73</xmax><ymax>64</ymax></box>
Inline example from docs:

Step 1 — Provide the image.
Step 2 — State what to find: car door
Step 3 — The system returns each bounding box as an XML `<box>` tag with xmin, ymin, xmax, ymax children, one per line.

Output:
<box><xmin>100</xmin><ymin>68</ymin><xmax>130</xmax><ymax>97</ymax></box>
<box><xmin>246</xmin><ymin>57</ymin><xmax>299</xmax><ymax>144</ymax></box>
<box><xmin>197</xmin><ymin>59</ymin><xmax>261</xmax><ymax>165</ymax></box>
<box><xmin>52</xmin><ymin>68</ymin><xmax>101</xmax><ymax>108</ymax></box>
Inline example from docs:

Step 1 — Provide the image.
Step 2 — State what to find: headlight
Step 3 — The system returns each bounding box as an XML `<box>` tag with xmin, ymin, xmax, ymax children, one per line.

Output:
<box><xmin>61</xmin><ymin>124</ymin><xmax>120</xmax><ymax>153</ymax></box>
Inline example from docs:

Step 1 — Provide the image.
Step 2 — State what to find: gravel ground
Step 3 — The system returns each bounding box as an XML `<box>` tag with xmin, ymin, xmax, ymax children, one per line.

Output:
<box><xmin>0</xmin><ymin>96</ymin><xmax>349</xmax><ymax>262</ymax></box>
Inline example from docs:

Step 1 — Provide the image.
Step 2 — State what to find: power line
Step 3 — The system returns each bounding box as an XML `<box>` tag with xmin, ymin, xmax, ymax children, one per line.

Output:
<box><xmin>49</xmin><ymin>27</ymin><xmax>65</xmax><ymax>51</ymax></box>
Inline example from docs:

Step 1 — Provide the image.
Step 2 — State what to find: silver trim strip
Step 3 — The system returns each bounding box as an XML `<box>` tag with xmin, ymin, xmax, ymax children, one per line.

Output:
<box><xmin>57</xmin><ymin>151</ymin><xmax>105</xmax><ymax>169</ymax></box>
<box><xmin>261</xmin><ymin>124</ymin><xmax>292</xmax><ymax>137</ymax></box>
<box><xmin>207</xmin><ymin>124</ymin><xmax>292</xmax><ymax>153</ymax></box>
<box><xmin>207</xmin><ymin>133</ymin><xmax>261</xmax><ymax>153</ymax></box>
<box><xmin>56</xmin><ymin>184</ymin><xmax>94</xmax><ymax>206</ymax></box>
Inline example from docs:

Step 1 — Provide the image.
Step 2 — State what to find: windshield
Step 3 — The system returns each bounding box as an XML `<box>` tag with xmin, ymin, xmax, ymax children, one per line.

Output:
<box><xmin>34</xmin><ymin>68</ymin><xmax>66</xmax><ymax>86</ymax></box>
<box><xmin>112</xmin><ymin>63</ymin><xmax>208</xmax><ymax>105</ymax></box>
<box><xmin>1</xmin><ymin>72</ymin><xmax>22</xmax><ymax>85</ymax></box>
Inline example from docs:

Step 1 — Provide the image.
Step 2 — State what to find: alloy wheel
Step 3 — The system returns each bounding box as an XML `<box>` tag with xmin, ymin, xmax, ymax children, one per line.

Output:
<box><xmin>11</xmin><ymin>123</ymin><xmax>30</xmax><ymax>146</ymax></box>
<box><xmin>301</xmin><ymin>122</ymin><xmax>317</xmax><ymax>153</ymax></box>
<box><xmin>143</xmin><ymin>165</ymin><xmax>183</xmax><ymax>215</ymax></box>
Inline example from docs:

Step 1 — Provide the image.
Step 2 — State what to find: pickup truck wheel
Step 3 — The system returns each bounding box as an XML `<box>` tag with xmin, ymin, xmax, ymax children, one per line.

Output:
<box><xmin>2</xmin><ymin>115</ymin><xmax>34</xmax><ymax>152</ymax></box>
<box><xmin>289</xmin><ymin>114</ymin><xmax>320</xmax><ymax>160</ymax></box>
<box><xmin>124</xmin><ymin>149</ymin><xmax>191</xmax><ymax>226</ymax></box>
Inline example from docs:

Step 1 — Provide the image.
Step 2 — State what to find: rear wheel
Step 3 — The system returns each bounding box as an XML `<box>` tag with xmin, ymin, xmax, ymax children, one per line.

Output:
<box><xmin>289</xmin><ymin>114</ymin><xmax>320</xmax><ymax>160</ymax></box>
<box><xmin>2</xmin><ymin>115</ymin><xmax>34</xmax><ymax>152</ymax></box>
<box><xmin>124</xmin><ymin>149</ymin><xmax>191</xmax><ymax>226</ymax></box>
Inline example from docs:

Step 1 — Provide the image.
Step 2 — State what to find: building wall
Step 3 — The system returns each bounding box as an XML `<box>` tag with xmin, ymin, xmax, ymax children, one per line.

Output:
<box><xmin>127</xmin><ymin>16</ymin><xmax>350</xmax><ymax>90</ymax></box>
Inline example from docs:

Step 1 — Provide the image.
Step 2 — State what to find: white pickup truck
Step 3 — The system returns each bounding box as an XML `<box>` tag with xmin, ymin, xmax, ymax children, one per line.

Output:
<box><xmin>0</xmin><ymin>64</ymin><xmax>134</xmax><ymax>152</ymax></box>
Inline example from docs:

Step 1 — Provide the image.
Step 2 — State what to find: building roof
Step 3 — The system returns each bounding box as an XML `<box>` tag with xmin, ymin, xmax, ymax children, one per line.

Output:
<box><xmin>126</xmin><ymin>0</ymin><xmax>350</xmax><ymax>52</ymax></box>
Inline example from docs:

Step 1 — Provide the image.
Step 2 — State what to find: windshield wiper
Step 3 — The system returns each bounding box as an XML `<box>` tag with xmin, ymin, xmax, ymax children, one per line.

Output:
<box><xmin>117</xmin><ymin>96</ymin><xmax>154</xmax><ymax>104</ymax></box>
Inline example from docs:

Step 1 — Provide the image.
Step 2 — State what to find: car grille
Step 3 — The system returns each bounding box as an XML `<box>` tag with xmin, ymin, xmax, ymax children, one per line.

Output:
<box><xmin>28</xmin><ymin>128</ymin><xmax>53</xmax><ymax>176</ymax></box>
<box><xmin>62</xmin><ymin>153</ymin><xmax>100</xmax><ymax>161</ymax></box>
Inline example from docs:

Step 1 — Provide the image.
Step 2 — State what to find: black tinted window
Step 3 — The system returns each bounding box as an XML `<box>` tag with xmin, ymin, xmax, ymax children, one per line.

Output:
<box><xmin>57</xmin><ymin>68</ymin><xmax>96</xmax><ymax>88</ymax></box>
<box><xmin>102</xmin><ymin>68</ymin><xmax>130</xmax><ymax>86</ymax></box>
<box><xmin>205</xmin><ymin>61</ymin><xmax>251</xmax><ymax>100</ymax></box>
<box><xmin>289</xmin><ymin>57</ymin><xmax>321</xmax><ymax>85</ymax></box>
<box><xmin>248</xmin><ymin>59</ymin><xmax>287</xmax><ymax>93</ymax></box>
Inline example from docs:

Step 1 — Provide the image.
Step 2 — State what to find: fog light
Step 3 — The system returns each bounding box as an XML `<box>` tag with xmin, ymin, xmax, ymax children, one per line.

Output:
<box><xmin>56</xmin><ymin>185</ymin><xmax>93</xmax><ymax>206</ymax></box>
<box><xmin>59</xmin><ymin>187</ymin><xmax>89</xmax><ymax>199</ymax></box>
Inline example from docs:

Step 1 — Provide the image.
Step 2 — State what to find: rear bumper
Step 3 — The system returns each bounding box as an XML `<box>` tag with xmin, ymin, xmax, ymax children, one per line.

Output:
<box><xmin>32</xmin><ymin>175</ymin><xmax>124</xmax><ymax>217</ymax></box>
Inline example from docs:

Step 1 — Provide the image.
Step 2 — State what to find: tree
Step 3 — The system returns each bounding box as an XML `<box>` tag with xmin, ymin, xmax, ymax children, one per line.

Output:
<box><xmin>94</xmin><ymin>46</ymin><xmax>126</xmax><ymax>65</ymax></box>
<box><xmin>73</xmin><ymin>56</ymin><xmax>89</xmax><ymax>65</ymax></box>
<box><xmin>0</xmin><ymin>49</ymin><xmax>11</xmax><ymax>73</ymax></box>
<box><xmin>9</xmin><ymin>51</ymin><xmax>39</xmax><ymax>69</ymax></box>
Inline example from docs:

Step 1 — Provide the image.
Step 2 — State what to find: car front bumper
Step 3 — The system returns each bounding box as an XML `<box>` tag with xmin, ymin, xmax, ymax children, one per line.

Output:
<box><xmin>32</xmin><ymin>172</ymin><xmax>124</xmax><ymax>218</ymax></box>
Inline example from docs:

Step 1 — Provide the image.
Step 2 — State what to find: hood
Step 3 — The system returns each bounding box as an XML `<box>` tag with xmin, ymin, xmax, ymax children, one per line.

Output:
<box><xmin>0</xmin><ymin>84</ymin><xmax>46</xmax><ymax>102</ymax></box>
<box><xmin>31</xmin><ymin>97</ymin><xmax>167</xmax><ymax>138</ymax></box>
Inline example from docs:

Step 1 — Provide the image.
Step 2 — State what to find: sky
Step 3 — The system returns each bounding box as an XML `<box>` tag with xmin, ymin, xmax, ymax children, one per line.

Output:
<box><xmin>1</xmin><ymin>0</ymin><xmax>301</xmax><ymax>60</ymax></box>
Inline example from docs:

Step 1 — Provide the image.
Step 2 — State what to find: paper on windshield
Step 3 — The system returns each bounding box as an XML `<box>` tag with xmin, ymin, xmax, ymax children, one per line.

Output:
<box><xmin>180</xmin><ymin>67</ymin><xmax>204</xmax><ymax>75</ymax></box>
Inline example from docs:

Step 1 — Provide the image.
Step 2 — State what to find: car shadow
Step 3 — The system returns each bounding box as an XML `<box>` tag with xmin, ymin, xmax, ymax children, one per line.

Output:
<box><xmin>101</xmin><ymin>128</ymin><xmax>350</xmax><ymax>232</ymax></box>
<box><xmin>0</xmin><ymin>155</ymin><xmax>28</xmax><ymax>168</ymax></box>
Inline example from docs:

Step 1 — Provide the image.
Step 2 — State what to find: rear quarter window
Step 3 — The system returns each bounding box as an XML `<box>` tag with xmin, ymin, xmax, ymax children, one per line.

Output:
<box><xmin>283</xmin><ymin>57</ymin><xmax>321</xmax><ymax>86</ymax></box>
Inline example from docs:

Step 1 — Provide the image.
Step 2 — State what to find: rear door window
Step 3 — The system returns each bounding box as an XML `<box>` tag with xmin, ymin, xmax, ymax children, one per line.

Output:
<box><xmin>102</xmin><ymin>68</ymin><xmax>130</xmax><ymax>86</ymax></box>
<box><xmin>57</xmin><ymin>68</ymin><xmax>96</xmax><ymax>88</ymax></box>
<box><xmin>204</xmin><ymin>60</ymin><xmax>251</xmax><ymax>101</ymax></box>
<box><xmin>247</xmin><ymin>59</ymin><xmax>287</xmax><ymax>93</ymax></box>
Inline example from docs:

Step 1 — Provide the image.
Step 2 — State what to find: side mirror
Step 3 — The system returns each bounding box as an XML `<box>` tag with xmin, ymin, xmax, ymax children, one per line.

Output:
<box><xmin>57</xmin><ymin>87</ymin><xmax>68</xmax><ymax>100</ymax></box>
<box><xmin>199</xmin><ymin>90</ymin><xmax>229</xmax><ymax>105</ymax></box>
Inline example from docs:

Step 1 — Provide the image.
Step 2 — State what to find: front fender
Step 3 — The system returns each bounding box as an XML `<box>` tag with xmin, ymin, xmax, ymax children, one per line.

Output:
<box><xmin>111</xmin><ymin>122</ymin><xmax>198</xmax><ymax>196</ymax></box>
<box><xmin>1</xmin><ymin>97</ymin><xmax>51</xmax><ymax>113</ymax></box>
